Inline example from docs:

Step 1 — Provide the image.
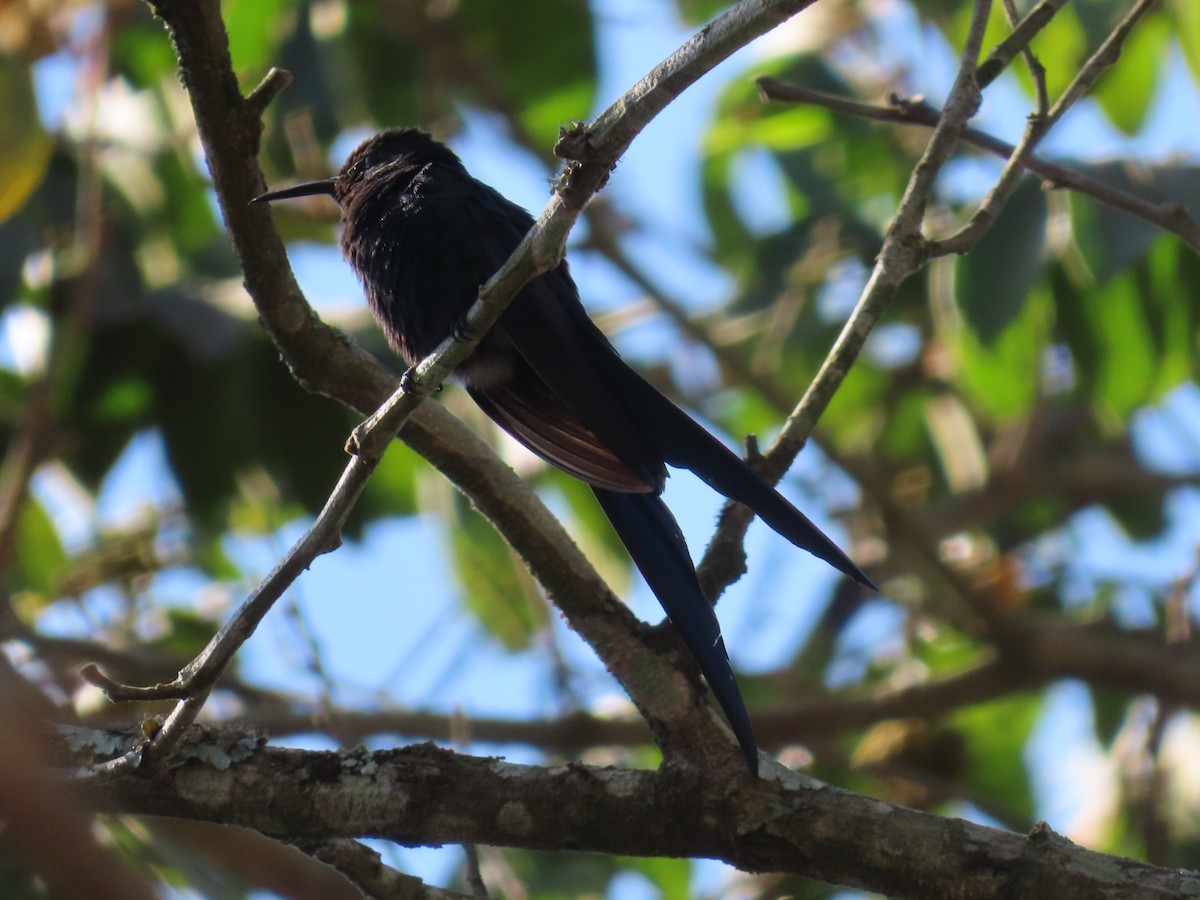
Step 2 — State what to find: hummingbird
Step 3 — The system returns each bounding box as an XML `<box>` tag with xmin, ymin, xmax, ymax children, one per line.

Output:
<box><xmin>256</xmin><ymin>127</ymin><xmax>872</xmax><ymax>773</ymax></box>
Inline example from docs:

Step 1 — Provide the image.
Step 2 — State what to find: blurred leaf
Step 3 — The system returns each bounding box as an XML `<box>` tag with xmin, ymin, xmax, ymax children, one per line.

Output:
<box><xmin>149</xmin><ymin>608</ymin><xmax>221</xmax><ymax>661</ymax></box>
<box><xmin>337</xmin><ymin>3</ymin><xmax>425</xmax><ymax>129</ymax></box>
<box><xmin>956</xmin><ymin>283</ymin><xmax>1049</xmax><ymax>422</ymax></box>
<box><xmin>193</xmin><ymin>534</ymin><xmax>241</xmax><ymax>581</ymax></box>
<box><xmin>356</xmin><ymin>438</ymin><xmax>421</xmax><ymax>525</ymax></box>
<box><xmin>499</xmin><ymin>849</ymin><xmax>618</xmax><ymax>895</ymax></box>
<box><xmin>672</xmin><ymin>0</ymin><xmax>732</xmax><ymax>24</ymax></box>
<box><xmin>1067</xmin><ymin>162</ymin><xmax>1200</xmax><ymax>284</ymax></box>
<box><xmin>952</xmin><ymin>693</ymin><xmax>1040</xmax><ymax>822</ymax></box>
<box><xmin>966</xmin><ymin>0</ymin><xmax>1085</xmax><ymax>100</ymax></box>
<box><xmin>0</xmin><ymin>55</ymin><xmax>53</xmax><ymax>225</ymax></box>
<box><xmin>619</xmin><ymin>856</ymin><xmax>691</xmax><ymax>899</ymax></box>
<box><xmin>703</xmin><ymin>55</ymin><xmax>870</xmax><ymax>285</ymax></box>
<box><xmin>456</xmin><ymin>0</ymin><xmax>594</xmax><ymax>142</ymax></box>
<box><xmin>1173</xmin><ymin>0</ymin><xmax>1200</xmax><ymax>82</ymax></box>
<box><xmin>271</xmin><ymin>2</ymin><xmax>343</xmax><ymax>150</ymax></box>
<box><xmin>0</xmin><ymin>368</ymin><xmax>30</xmax><ymax>421</ymax></box>
<box><xmin>447</xmin><ymin>493</ymin><xmax>544</xmax><ymax>651</ymax></box>
<box><xmin>706</xmin><ymin>103</ymin><xmax>832</xmax><ymax>158</ymax></box>
<box><xmin>340</xmin><ymin>0</ymin><xmax>593</xmax><ymax>145</ymax></box>
<box><xmin>1104</xmin><ymin>490</ymin><xmax>1168</xmax><ymax>541</ymax></box>
<box><xmin>111</xmin><ymin>9</ymin><xmax>179</xmax><ymax>87</ymax></box>
<box><xmin>54</xmin><ymin>524</ymin><xmax>162</xmax><ymax>597</ymax></box>
<box><xmin>89</xmin><ymin>376</ymin><xmax>154</xmax><ymax>422</ymax></box>
<box><xmin>876</xmin><ymin>387</ymin><xmax>937</xmax><ymax>463</ymax></box>
<box><xmin>222</xmin><ymin>0</ymin><xmax>292</xmax><ymax>76</ymax></box>
<box><xmin>1081</xmin><ymin>272</ymin><xmax>1157</xmax><ymax>418</ymax></box>
<box><xmin>1092</xmin><ymin>10</ymin><xmax>1167</xmax><ymax>134</ymax></box>
<box><xmin>1023</xmin><ymin>5</ymin><xmax>1088</xmax><ymax>100</ymax></box>
<box><xmin>13</xmin><ymin>498</ymin><xmax>66</xmax><ymax>599</ymax></box>
<box><xmin>551</xmin><ymin>471</ymin><xmax>634</xmax><ymax>595</ymax></box>
<box><xmin>821</xmin><ymin>360</ymin><xmax>891</xmax><ymax>450</ymax></box>
<box><xmin>1144</xmin><ymin>238</ymin><xmax>1197</xmax><ymax>394</ymax></box>
<box><xmin>74</xmin><ymin>294</ymin><xmax>350</xmax><ymax>531</ymax></box>
<box><xmin>957</xmin><ymin>179</ymin><xmax>1048</xmax><ymax>345</ymax></box>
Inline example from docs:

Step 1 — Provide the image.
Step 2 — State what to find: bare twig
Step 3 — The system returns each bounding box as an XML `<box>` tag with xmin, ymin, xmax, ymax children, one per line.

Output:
<box><xmin>289</xmin><ymin>838</ymin><xmax>472</xmax><ymax>900</ymax></box>
<box><xmin>930</xmin><ymin>0</ymin><xmax>1165</xmax><ymax>256</ymax></box>
<box><xmin>978</xmin><ymin>0</ymin><xmax>1062</xmax><ymax>103</ymax></box>
<box><xmin>755</xmin><ymin>80</ymin><xmax>1200</xmax><ymax>253</ymax></box>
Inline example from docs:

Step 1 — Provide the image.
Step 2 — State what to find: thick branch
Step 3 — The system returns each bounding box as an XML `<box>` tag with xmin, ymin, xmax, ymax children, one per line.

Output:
<box><xmin>75</xmin><ymin>731</ymin><xmax>1199</xmax><ymax>900</ymax></box>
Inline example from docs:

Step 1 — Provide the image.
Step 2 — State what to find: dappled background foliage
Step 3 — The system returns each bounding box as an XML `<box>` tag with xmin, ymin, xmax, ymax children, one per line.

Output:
<box><xmin>2</xmin><ymin>0</ymin><xmax>1200</xmax><ymax>895</ymax></box>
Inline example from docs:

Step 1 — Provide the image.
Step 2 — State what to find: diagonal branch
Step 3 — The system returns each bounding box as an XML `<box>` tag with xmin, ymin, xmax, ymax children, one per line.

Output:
<box><xmin>696</xmin><ymin>0</ymin><xmax>999</xmax><ymax>636</ymax></box>
<box><xmin>90</xmin><ymin>0</ymin><xmax>829</xmax><ymax>774</ymax></box>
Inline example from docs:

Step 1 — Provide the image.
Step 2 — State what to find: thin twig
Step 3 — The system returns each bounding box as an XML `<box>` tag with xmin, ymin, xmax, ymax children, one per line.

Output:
<box><xmin>290</xmin><ymin>838</ymin><xmax>474</xmax><ymax>900</ymax></box>
<box><xmin>755</xmin><ymin>80</ymin><xmax>1200</xmax><ymax>253</ymax></box>
<box><xmin>930</xmin><ymin>0</ymin><xmax>1165</xmax><ymax>256</ymax></box>
<box><xmin>978</xmin><ymin>0</ymin><xmax>1062</xmax><ymax>103</ymax></box>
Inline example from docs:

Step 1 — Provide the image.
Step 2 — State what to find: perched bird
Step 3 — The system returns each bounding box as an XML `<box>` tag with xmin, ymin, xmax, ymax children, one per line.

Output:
<box><xmin>255</xmin><ymin>127</ymin><xmax>872</xmax><ymax>774</ymax></box>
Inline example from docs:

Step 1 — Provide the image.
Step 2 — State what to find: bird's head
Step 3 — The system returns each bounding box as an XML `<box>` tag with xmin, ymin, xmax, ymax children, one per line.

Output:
<box><xmin>253</xmin><ymin>127</ymin><xmax>464</xmax><ymax>208</ymax></box>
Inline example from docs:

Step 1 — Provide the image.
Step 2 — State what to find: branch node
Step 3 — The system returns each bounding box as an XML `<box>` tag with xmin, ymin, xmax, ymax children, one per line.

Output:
<box><xmin>80</xmin><ymin>664</ymin><xmax>190</xmax><ymax>703</ymax></box>
<box><xmin>554</xmin><ymin>121</ymin><xmax>591</xmax><ymax>161</ymax></box>
<box><xmin>245</xmin><ymin>67</ymin><xmax>293</xmax><ymax>119</ymax></box>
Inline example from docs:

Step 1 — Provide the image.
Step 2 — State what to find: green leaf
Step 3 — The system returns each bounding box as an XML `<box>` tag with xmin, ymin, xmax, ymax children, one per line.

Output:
<box><xmin>1024</xmin><ymin>6</ymin><xmax>1089</xmax><ymax>100</ymax></box>
<box><xmin>0</xmin><ymin>55</ymin><xmax>53</xmax><ymax>226</ymax></box>
<box><xmin>340</xmin><ymin>0</ymin><xmax>594</xmax><ymax>145</ymax></box>
<box><xmin>956</xmin><ymin>282</ymin><xmax>1050</xmax><ymax>422</ymax></box>
<box><xmin>357</xmin><ymin>438</ymin><xmax>421</xmax><ymax>525</ymax></box>
<box><xmin>222</xmin><ymin>0</ymin><xmax>292</xmax><ymax>76</ymax></box>
<box><xmin>111</xmin><ymin>8</ymin><xmax>180</xmax><ymax>87</ymax></box>
<box><xmin>1092</xmin><ymin>11</ymin><xmax>1167</xmax><ymax>134</ymax></box>
<box><xmin>447</xmin><ymin>493</ymin><xmax>545</xmax><ymax>651</ymax></box>
<box><xmin>456</xmin><ymin>0</ymin><xmax>595</xmax><ymax>143</ymax></box>
<box><xmin>1085</xmin><ymin>272</ymin><xmax>1157</xmax><ymax>418</ymax></box>
<box><xmin>957</xmin><ymin>179</ymin><xmax>1048</xmax><ymax>345</ymax></box>
<box><xmin>619</xmin><ymin>857</ymin><xmax>692</xmax><ymax>900</ymax></box>
<box><xmin>952</xmin><ymin>693</ymin><xmax>1041</xmax><ymax>822</ymax></box>
<box><xmin>1067</xmin><ymin>162</ymin><xmax>1200</xmax><ymax>284</ymax></box>
<box><xmin>551</xmin><ymin>471</ymin><xmax>634</xmax><ymax>596</ymax></box>
<box><xmin>822</xmin><ymin>361</ymin><xmax>891</xmax><ymax>452</ymax></box>
<box><xmin>1172</xmin><ymin>0</ymin><xmax>1200</xmax><ymax>82</ymax></box>
<box><xmin>13</xmin><ymin>498</ymin><xmax>67</xmax><ymax>599</ymax></box>
<box><xmin>1144</xmin><ymin>237</ymin><xmax>1195</xmax><ymax>395</ymax></box>
<box><xmin>149</xmin><ymin>608</ymin><xmax>221</xmax><ymax>661</ymax></box>
<box><xmin>1104</xmin><ymin>490</ymin><xmax>1168</xmax><ymax>541</ymax></box>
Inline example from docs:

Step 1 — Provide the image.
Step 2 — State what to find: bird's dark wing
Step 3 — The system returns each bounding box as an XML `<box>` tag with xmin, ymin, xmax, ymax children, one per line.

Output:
<box><xmin>494</xmin><ymin>266</ymin><xmax>874</xmax><ymax>588</ymax></box>
<box><xmin>451</xmin><ymin>179</ymin><xmax>871</xmax><ymax>587</ymax></box>
<box><xmin>592</xmin><ymin>488</ymin><xmax>758</xmax><ymax>773</ymax></box>
<box><xmin>467</xmin><ymin>366</ymin><xmax>655</xmax><ymax>493</ymax></box>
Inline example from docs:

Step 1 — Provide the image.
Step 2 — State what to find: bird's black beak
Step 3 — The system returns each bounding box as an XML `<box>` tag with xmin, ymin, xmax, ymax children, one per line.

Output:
<box><xmin>251</xmin><ymin>178</ymin><xmax>338</xmax><ymax>204</ymax></box>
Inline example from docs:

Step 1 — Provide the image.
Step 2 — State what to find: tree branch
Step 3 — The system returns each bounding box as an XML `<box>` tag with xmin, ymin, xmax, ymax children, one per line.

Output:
<box><xmin>755</xmin><ymin>80</ymin><xmax>1200</xmax><ymax>254</ymax></box>
<box><xmin>74</xmin><ymin>728</ymin><xmax>1200</xmax><ymax>900</ymax></box>
<box><xmin>928</xmin><ymin>0</ymin><xmax>1166</xmax><ymax>257</ymax></box>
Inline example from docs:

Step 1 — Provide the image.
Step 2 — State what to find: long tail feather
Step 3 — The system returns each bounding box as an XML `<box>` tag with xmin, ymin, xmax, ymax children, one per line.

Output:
<box><xmin>592</xmin><ymin>488</ymin><xmax>758</xmax><ymax>773</ymax></box>
<box><xmin>645</xmin><ymin>403</ymin><xmax>875</xmax><ymax>589</ymax></box>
